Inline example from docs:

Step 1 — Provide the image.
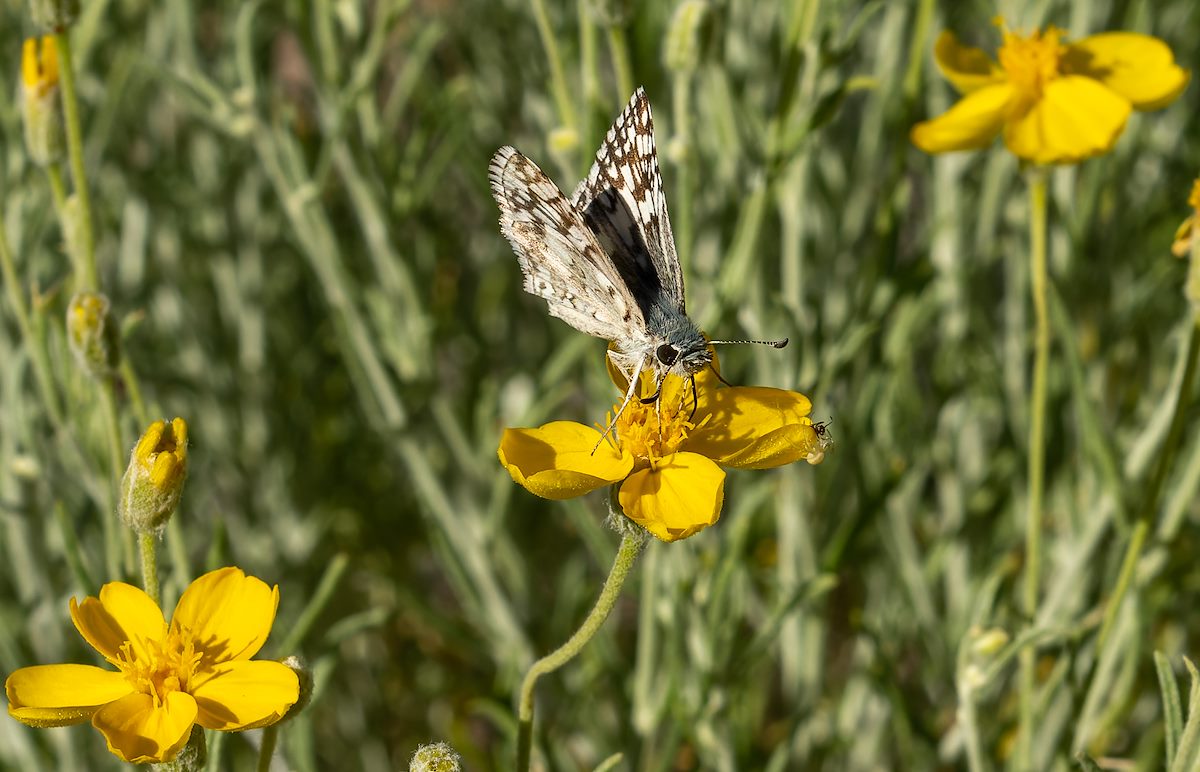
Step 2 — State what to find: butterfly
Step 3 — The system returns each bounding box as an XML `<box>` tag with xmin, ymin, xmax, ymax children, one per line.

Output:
<box><xmin>489</xmin><ymin>88</ymin><xmax>784</xmax><ymax>438</ymax></box>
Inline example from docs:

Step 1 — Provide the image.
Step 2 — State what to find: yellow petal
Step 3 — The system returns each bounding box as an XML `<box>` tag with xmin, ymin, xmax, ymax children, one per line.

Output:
<box><xmin>92</xmin><ymin>691</ymin><xmax>196</xmax><ymax>764</ymax></box>
<box><xmin>1173</xmin><ymin>215</ymin><xmax>1194</xmax><ymax>258</ymax></box>
<box><xmin>70</xmin><ymin>582</ymin><xmax>165</xmax><ymax>664</ymax></box>
<box><xmin>720</xmin><ymin>423</ymin><xmax>822</xmax><ymax>469</ymax></box>
<box><xmin>687</xmin><ymin>386</ymin><xmax>813</xmax><ymax>466</ymax></box>
<box><xmin>618</xmin><ymin>453</ymin><xmax>724</xmax><ymax>542</ymax></box>
<box><xmin>911</xmin><ymin>83</ymin><xmax>1014</xmax><ymax>154</ymax></box>
<box><xmin>498</xmin><ymin>422</ymin><xmax>634</xmax><ymax>500</ymax></box>
<box><xmin>933</xmin><ymin>30</ymin><xmax>1005</xmax><ymax>93</ymax></box>
<box><xmin>191</xmin><ymin>660</ymin><xmax>300</xmax><ymax>731</ymax></box>
<box><xmin>6</xmin><ymin>664</ymin><xmax>131</xmax><ymax>726</ymax></box>
<box><xmin>170</xmin><ymin>567</ymin><xmax>279</xmax><ymax>666</ymax></box>
<box><xmin>1003</xmin><ymin>76</ymin><xmax>1131</xmax><ymax>164</ymax></box>
<box><xmin>1062</xmin><ymin>33</ymin><xmax>1189</xmax><ymax>111</ymax></box>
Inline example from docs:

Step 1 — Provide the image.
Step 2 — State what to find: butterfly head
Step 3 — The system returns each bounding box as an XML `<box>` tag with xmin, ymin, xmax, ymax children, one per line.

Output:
<box><xmin>655</xmin><ymin>337</ymin><xmax>712</xmax><ymax>378</ymax></box>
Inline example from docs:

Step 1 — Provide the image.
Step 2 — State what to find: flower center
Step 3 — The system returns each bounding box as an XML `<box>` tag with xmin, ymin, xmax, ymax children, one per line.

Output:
<box><xmin>115</xmin><ymin>625</ymin><xmax>202</xmax><ymax>706</ymax></box>
<box><xmin>612</xmin><ymin>386</ymin><xmax>700</xmax><ymax>468</ymax></box>
<box><xmin>997</xmin><ymin>23</ymin><xmax>1063</xmax><ymax>107</ymax></box>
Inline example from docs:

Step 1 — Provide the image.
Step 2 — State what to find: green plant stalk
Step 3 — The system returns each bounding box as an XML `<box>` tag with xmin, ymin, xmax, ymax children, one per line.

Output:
<box><xmin>1095</xmin><ymin>293</ymin><xmax>1200</xmax><ymax>654</ymax></box>
<box><xmin>119</xmin><ymin>358</ymin><xmax>149</xmax><ymax>425</ymax></box>
<box><xmin>605</xmin><ymin>24</ymin><xmax>634</xmax><ymax>106</ymax></box>
<box><xmin>99</xmin><ymin>382</ymin><xmax>130</xmax><ymax>577</ymax></box>
<box><xmin>257</xmin><ymin>725</ymin><xmax>279</xmax><ymax>772</ymax></box>
<box><xmin>45</xmin><ymin>164</ymin><xmax>68</xmax><ymax>216</ymax></box>
<box><xmin>516</xmin><ymin>532</ymin><xmax>644</xmax><ymax>771</ymax></box>
<box><xmin>139</xmin><ymin>530</ymin><xmax>160</xmax><ymax>605</ymax></box>
<box><xmin>1017</xmin><ymin>168</ymin><xmax>1049</xmax><ymax>770</ymax></box>
<box><xmin>528</xmin><ymin>0</ymin><xmax>577</xmax><ymax>134</ymax></box>
<box><xmin>53</xmin><ymin>31</ymin><xmax>98</xmax><ymax>290</ymax></box>
<box><xmin>0</xmin><ymin>218</ymin><xmax>63</xmax><ymax>424</ymax></box>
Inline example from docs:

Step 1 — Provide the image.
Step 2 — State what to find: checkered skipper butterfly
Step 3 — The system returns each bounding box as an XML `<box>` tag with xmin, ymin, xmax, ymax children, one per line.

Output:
<box><xmin>489</xmin><ymin>88</ymin><xmax>784</xmax><ymax>437</ymax></box>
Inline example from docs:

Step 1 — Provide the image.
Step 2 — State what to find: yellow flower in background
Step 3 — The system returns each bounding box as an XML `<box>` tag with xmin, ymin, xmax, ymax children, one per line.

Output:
<box><xmin>21</xmin><ymin>36</ymin><xmax>65</xmax><ymax>167</ymax></box>
<box><xmin>6</xmin><ymin>567</ymin><xmax>299</xmax><ymax>764</ymax></box>
<box><xmin>912</xmin><ymin>19</ymin><xmax>1188</xmax><ymax>164</ymax></box>
<box><xmin>1171</xmin><ymin>179</ymin><xmax>1200</xmax><ymax>258</ymax></box>
<box><xmin>499</xmin><ymin>358</ymin><xmax>823</xmax><ymax>542</ymax></box>
<box><xmin>21</xmin><ymin>37</ymin><xmax>58</xmax><ymax>97</ymax></box>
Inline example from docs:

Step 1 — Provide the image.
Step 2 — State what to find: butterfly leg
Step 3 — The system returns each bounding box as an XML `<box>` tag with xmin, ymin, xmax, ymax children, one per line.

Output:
<box><xmin>592</xmin><ymin>356</ymin><xmax>648</xmax><ymax>454</ymax></box>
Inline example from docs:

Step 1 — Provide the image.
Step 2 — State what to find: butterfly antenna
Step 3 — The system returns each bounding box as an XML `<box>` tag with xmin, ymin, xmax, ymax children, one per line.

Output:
<box><xmin>708</xmin><ymin>337</ymin><xmax>789</xmax><ymax>349</ymax></box>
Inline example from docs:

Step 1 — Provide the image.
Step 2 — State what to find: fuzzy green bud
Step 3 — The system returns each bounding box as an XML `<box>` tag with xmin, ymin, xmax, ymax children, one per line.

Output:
<box><xmin>276</xmin><ymin>656</ymin><xmax>313</xmax><ymax>724</ymax></box>
<box><xmin>409</xmin><ymin>742</ymin><xmax>462</xmax><ymax>772</ymax></box>
<box><xmin>149</xmin><ymin>727</ymin><xmax>206</xmax><ymax>772</ymax></box>
<box><xmin>29</xmin><ymin>0</ymin><xmax>78</xmax><ymax>31</ymax></box>
<box><xmin>20</xmin><ymin>37</ymin><xmax>65</xmax><ymax>166</ymax></box>
<box><xmin>66</xmin><ymin>291</ymin><xmax>120</xmax><ymax>378</ymax></box>
<box><xmin>548</xmin><ymin>126</ymin><xmax>579</xmax><ymax>155</ymax></box>
<box><xmin>663</xmin><ymin>1</ymin><xmax>708</xmax><ymax>74</ymax></box>
<box><xmin>119</xmin><ymin>418</ymin><xmax>189</xmax><ymax>533</ymax></box>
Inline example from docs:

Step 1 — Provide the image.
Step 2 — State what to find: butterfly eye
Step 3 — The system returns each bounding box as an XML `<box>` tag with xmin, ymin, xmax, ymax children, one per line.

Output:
<box><xmin>656</xmin><ymin>344</ymin><xmax>679</xmax><ymax>366</ymax></box>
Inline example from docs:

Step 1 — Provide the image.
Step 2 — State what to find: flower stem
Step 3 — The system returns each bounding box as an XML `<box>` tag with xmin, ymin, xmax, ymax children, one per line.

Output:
<box><xmin>139</xmin><ymin>530</ymin><xmax>160</xmax><ymax>605</ymax></box>
<box><xmin>1095</xmin><ymin>275</ymin><xmax>1200</xmax><ymax>654</ymax></box>
<box><xmin>516</xmin><ymin>532</ymin><xmax>645</xmax><ymax>771</ymax></box>
<box><xmin>53</xmin><ymin>30</ymin><xmax>97</xmax><ymax>291</ymax></box>
<box><xmin>256</xmin><ymin>725</ymin><xmax>279</xmax><ymax>772</ymax></box>
<box><xmin>605</xmin><ymin>24</ymin><xmax>634</xmax><ymax>107</ymax></box>
<box><xmin>1018</xmin><ymin>167</ymin><xmax>1049</xmax><ymax>769</ymax></box>
<box><xmin>528</xmin><ymin>0</ymin><xmax>577</xmax><ymax>135</ymax></box>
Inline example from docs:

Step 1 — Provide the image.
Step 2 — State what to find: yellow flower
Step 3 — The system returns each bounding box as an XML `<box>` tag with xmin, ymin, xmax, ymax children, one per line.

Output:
<box><xmin>911</xmin><ymin>19</ymin><xmax>1189</xmax><ymax>164</ymax></box>
<box><xmin>1172</xmin><ymin>179</ymin><xmax>1200</xmax><ymax>258</ymax></box>
<box><xmin>498</xmin><ymin>359</ymin><xmax>822</xmax><ymax>542</ymax></box>
<box><xmin>5</xmin><ymin>567</ymin><xmax>299</xmax><ymax>764</ymax></box>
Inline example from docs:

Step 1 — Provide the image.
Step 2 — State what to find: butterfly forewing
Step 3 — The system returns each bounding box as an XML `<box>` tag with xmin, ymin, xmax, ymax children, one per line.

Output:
<box><xmin>489</xmin><ymin>146</ymin><xmax>646</xmax><ymax>341</ymax></box>
<box><xmin>571</xmin><ymin>87</ymin><xmax>687</xmax><ymax>316</ymax></box>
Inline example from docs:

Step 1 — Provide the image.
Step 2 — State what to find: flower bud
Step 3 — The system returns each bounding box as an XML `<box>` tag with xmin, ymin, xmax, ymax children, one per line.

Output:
<box><xmin>409</xmin><ymin>742</ymin><xmax>462</xmax><ymax>772</ymax></box>
<box><xmin>28</xmin><ymin>0</ymin><xmax>78</xmax><ymax>31</ymax></box>
<box><xmin>149</xmin><ymin>726</ymin><xmax>206</xmax><ymax>772</ymax></box>
<box><xmin>20</xmin><ymin>37</ymin><xmax>65</xmax><ymax>166</ymax></box>
<box><xmin>276</xmin><ymin>656</ymin><xmax>313</xmax><ymax>724</ymax></box>
<box><xmin>66</xmin><ymin>291</ymin><xmax>120</xmax><ymax>378</ymax></box>
<box><xmin>119</xmin><ymin>418</ymin><xmax>189</xmax><ymax>533</ymax></box>
<box><xmin>548</xmin><ymin>126</ymin><xmax>579</xmax><ymax>155</ymax></box>
<box><xmin>663</xmin><ymin>1</ymin><xmax>708</xmax><ymax>74</ymax></box>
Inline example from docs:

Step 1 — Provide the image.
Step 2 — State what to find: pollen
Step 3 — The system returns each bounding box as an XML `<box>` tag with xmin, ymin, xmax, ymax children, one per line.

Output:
<box><xmin>115</xmin><ymin>626</ymin><xmax>202</xmax><ymax>707</ymax></box>
<box><xmin>611</xmin><ymin>389</ymin><xmax>701</xmax><ymax>469</ymax></box>
<box><xmin>996</xmin><ymin>22</ymin><xmax>1064</xmax><ymax>109</ymax></box>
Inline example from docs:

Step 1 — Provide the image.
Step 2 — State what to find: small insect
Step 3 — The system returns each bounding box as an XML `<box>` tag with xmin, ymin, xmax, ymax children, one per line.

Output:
<box><xmin>812</xmin><ymin>419</ymin><xmax>831</xmax><ymax>439</ymax></box>
<box><xmin>489</xmin><ymin>88</ymin><xmax>784</xmax><ymax>439</ymax></box>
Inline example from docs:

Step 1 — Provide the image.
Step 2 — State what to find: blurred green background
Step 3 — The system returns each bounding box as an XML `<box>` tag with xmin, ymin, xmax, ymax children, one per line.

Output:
<box><xmin>2</xmin><ymin>0</ymin><xmax>1199</xmax><ymax>769</ymax></box>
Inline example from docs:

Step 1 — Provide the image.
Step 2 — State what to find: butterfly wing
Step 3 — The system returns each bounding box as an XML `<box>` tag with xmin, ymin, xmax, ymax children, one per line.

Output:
<box><xmin>571</xmin><ymin>87</ymin><xmax>686</xmax><ymax>315</ymax></box>
<box><xmin>489</xmin><ymin>146</ymin><xmax>647</xmax><ymax>342</ymax></box>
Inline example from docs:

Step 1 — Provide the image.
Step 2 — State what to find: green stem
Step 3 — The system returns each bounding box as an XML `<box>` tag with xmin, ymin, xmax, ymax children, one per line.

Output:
<box><xmin>1096</xmin><ymin>313</ymin><xmax>1200</xmax><ymax>652</ymax></box>
<box><xmin>516</xmin><ymin>532</ymin><xmax>645</xmax><ymax>771</ymax></box>
<box><xmin>99</xmin><ymin>382</ymin><xmax>129</xmax><ymax>577</ymax></box>
<box><xmin>528</xmin><ymin>0</ymin><xmax>577</xmax><ymax>134</ymax></box>
<box><xmin>605</xmin><ymin>24</ymin><xmax>634</xmax><ymax>106</ymax></box>
<box><xmin>53</xmin><ymin>30</ymin><xmax>97</xmax><ymax>290</ymax></box>
<box><xmin>256</xmin><ymin>725</ymin><xmax>279</xmax><ymax>772</ymax></box>
<box><xmin>119</xmin><ymin>358</ymin><xmax>149</xmax><ymax>425</ymax></box>
<box><xmin>1018</xmin><ymin>168</ymin><xmax>1049</xmax><ymax>770</ymax></box>
<box><xmin>0</xmin><ymin>215</ymin><xmax>62</xmax><ymax>423</ymax></box>
<box><xmin>139</xmin><ymin>530</ymin><xmax>160</xmax><ymax>605</ymax></box>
